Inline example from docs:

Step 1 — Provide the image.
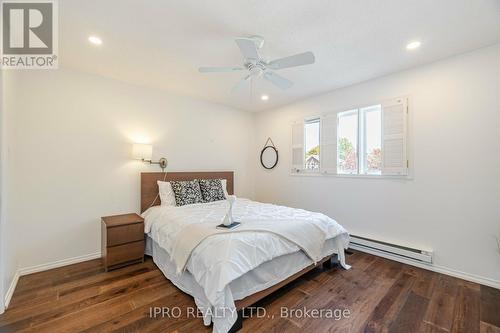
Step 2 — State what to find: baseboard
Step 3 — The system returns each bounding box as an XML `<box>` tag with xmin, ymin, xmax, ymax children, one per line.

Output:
<box><xmin>4</xmin><ymin>270</ymin><xmax>20</xmax><ymax>309</ymax></box>
<box><xmin>17</xmin><ymin>252</ymin><xmax>101</xmax><ymax>276</ymax></box>
<box><xmin>4</xmin><ymin>252</ymin><xmax>101</xmax><ymax>308</ymax></box>
<box><xmin>349</xmin><ymin>244</ymin><xmax>500</xmax><ymax>289</ymax></box>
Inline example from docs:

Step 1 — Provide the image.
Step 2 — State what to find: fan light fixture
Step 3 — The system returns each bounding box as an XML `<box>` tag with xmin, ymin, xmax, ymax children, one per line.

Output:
<box><xmin>406</xmin><ymin>41</ymin><xmax>421</xmax><ymax>50</ymax></box>
<box><xmin>88</xmin><ymin>36</ymin><xmax>103</xmax><ymax>45</ymax></box>
<box><xmin>199</xmin><ymin>36</ymin><xmax>315</xmax><ymax>93</ymax></box>
<box><xmin>261</xmin><ymin>95</ymin><xmax>269</xmax><ymax>101</ymax></box>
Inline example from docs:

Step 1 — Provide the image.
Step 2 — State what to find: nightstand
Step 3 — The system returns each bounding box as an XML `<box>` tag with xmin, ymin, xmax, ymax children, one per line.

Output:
<box><xmin>101</xmin><ymin>213</ymin><xmax>145</xmax><ymax>271</ymax></box>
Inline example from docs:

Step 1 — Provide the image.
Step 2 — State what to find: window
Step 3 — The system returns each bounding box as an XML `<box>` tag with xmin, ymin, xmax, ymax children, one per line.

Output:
<box><xmin>337</xmin><ymin>110</ymin><xmax>358</xmax><ymax>174</ymax></box>
<box><xmin>291</xmin><ymin>97</ymin><xmax>407</xmax><ymax>176</ymax></box>
<box><xmin>304</xmin><ymin>118</ymin><xmax>320</xmax><ymax>171</ymax></box>
<box><xmin>337</xmin><ymin>105</ymin><xmax>382</xmax><ymax>175</ymax></box>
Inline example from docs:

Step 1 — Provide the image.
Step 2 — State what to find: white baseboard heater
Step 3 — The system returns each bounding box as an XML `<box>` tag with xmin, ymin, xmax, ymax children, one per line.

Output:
<box><xmin>349</xmin><ymin>235</ymin><xmax>433</xmax><ymax>264</ymax></box>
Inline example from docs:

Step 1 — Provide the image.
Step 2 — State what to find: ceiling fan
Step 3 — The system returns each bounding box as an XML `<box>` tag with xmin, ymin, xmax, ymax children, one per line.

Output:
<box><xmin>198</xmin><ymin>36</ymin><xmax>315</xmax><ymax>92</ymax></box>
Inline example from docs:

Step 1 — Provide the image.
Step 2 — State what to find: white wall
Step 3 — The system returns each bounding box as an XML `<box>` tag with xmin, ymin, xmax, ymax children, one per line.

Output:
<box><xmin>0</xmin><ymin>70</ymin><xmax>18</xmax><ymax>311</ymax></box>
<box><xmin>0</xmin><ymin>70</ymin><xmax>5</xmax><ymax>313</ymax></box>
<box><xmin>3</xmin><ymin>68</ymin><xmax>255</xmax><ymax>273</ymax></box>
<box><xmin>254</xmin><ymin>44</ymin><xmax>500</xmax><ymax>284</ymax></box>
<box><xmin>0</xmin><ymin>70</ymin><xmax>17</xmax><ymax>311</ymax></box>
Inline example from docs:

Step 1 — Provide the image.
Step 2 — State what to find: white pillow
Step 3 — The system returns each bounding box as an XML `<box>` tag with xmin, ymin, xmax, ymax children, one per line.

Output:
<box><xmin>157</xmin><ymin>181</ymin><xmax>176</xmax><ymax>206</ymax></box>
<box><xmin>221</xmin><ymin>179</ymin><xmax>229</xmax><ymax>198</ymax></box>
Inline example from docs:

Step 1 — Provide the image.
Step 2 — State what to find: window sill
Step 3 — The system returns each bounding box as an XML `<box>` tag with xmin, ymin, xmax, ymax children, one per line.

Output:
<box><xmin>290</xmin><ymin>172</ymin><xmax>412</xmax><ymax>180</ymax></box>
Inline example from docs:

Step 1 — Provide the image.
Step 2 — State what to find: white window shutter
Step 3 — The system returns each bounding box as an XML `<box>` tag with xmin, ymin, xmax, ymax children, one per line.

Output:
<box><xmin>381</xmin><ymin>98</ymin><xmax>408</xmax><ymax>175</ymax></box>
<box><xmin>320</xmin><ymin>114</ymin><xmax>337</xmax><ymax>174</ymax></box>
<box><xmin>291</xmin><ymin>120</ymin><xmax>304</xmax><ymax>173</ymax></box>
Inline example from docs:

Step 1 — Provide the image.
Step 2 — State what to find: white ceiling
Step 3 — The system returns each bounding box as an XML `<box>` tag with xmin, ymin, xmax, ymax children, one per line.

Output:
<box><xmin>60</xmin><ymin>0</ymin><xmax>500</xmax><ymax>112</ymax></box>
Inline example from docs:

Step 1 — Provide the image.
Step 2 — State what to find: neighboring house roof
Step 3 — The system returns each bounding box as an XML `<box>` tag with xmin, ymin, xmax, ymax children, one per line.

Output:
<box><xmin>306</xmin><ymin>155</ymin><xmax>319</xmax><ymax>163</ymax></box>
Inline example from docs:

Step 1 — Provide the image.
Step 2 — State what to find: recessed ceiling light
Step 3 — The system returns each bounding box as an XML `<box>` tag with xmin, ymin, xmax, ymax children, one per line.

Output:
<box><xmin>406</xmin><ymin>41</ymin><xmax>421</xmax><ymax>50</ymax></box>
<box><xmin>88</xmin><ymin>36</ymin><xmax>103</xmax><ymax>45</ymax></box>
<box><xmin>261</xmin><ymin>95</ymin><xmax>269</xmax><ymax>101</ymax></box>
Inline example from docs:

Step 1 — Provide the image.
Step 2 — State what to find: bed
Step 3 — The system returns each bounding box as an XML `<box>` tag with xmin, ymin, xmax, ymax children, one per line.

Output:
<box><xmin>141</xmin><ymin>172</ymin><xmax>350</xmax><ymax>333</ymax></box>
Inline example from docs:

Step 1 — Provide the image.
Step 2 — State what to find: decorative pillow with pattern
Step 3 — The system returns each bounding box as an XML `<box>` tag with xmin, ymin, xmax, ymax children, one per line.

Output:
<box><xmin>157</xmin><ymin>181</ymin><xmax>176</xmax><ymax>206</ymax></box>
<box><xmin>199</xmin><ymin>179</ymin><xmax>226</xmax><ymax>203</ymax></box>
<box><xmin>170</xmin><ymin>180</ymin><xmax>204</xmax><ymax>206</ymax></box>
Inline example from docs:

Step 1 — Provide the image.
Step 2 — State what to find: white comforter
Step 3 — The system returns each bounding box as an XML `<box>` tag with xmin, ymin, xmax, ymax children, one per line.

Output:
<box><xmin>143</xmin><ymin>198</ymin><xmax>349</xmax><ymax>333</ymax></box>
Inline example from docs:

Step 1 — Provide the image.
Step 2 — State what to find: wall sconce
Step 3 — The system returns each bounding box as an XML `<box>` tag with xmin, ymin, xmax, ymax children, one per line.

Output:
<box><xmin>132</xmin><ymin>143</ymin><xmax>168</xmax><ymax>171</ymax></box>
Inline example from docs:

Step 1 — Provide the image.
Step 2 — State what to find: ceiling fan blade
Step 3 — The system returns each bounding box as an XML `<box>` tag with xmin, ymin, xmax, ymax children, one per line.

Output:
<box><xmin>267</xmin><ymin>51</ymin><xmax>315</xmax><ymax>70</ymax></box>
<box><xmin>264</xmin><ymin>71</ymin><xmax>293</xmax><ymax>89</ymax></box>
<box><xmin>235</xmin><ymin>38</ymin><xmax>260</xmax><ymax>60</ymax></box>
<box><xmin>231</xmin><ymin>74</ymin><xmax>252</xmax><ymax>93</ymax></box>
<box><xmin>199</xmin><ymin>66</ymin><xmax>244</xmax><ymax>73</ymax></box>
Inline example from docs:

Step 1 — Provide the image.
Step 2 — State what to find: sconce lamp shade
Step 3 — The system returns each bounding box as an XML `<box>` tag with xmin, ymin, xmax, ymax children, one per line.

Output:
<box><xmin>132</xmin><ymin>143</ymin><xmax>153</xmax><ymax>161</ymax></box>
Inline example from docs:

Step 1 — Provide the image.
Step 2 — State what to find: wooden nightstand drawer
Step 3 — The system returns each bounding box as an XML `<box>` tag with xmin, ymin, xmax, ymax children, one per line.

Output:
<box><xmin>107</xmin><ymin>223</ymin><xmax>144</xmax><ymax>247</ymax></box>
<box><xmin>106</xmin><ymin>240</ymin><xmax>144</xmax><ymax>267</ymax></box>
<box><xmin>101</xmin><ymin>213</ymin><xmax>145</xmax><ymax>271</ymax></box>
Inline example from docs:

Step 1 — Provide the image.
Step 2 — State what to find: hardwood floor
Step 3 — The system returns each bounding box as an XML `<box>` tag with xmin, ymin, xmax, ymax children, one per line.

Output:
<box><xmin>1</xmin><ymin>251</ymin><xmax>499</xmax><ymax>332</ymax></box>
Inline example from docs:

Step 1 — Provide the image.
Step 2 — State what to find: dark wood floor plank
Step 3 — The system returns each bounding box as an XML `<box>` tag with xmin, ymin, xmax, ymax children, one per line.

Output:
<box><xmin>423</xmin><ymin>275</ymin><xmax>459</xmax><ymax>331</ymax></box>
<box><xmin>418</xmin><ymin>322</ymin><xmax>449</xmax><ymax>333</ymax></box>
<box><xmin>481</xmin><ymin>285</ymin><xmax>500</xmax><ymax>328</ymax></box>
<box><xmin>409</xmin><ymin>267</ymin><xmax>438</xmax><ymax>300</ymax></box>
<box><xmin>295</xmin><ymin>265</ymin><xmax>338</xmax><ymax>295</ymax></box>
<box><xmin>8</xmin><ymin>262</ymin><xmax>156</xmax><ymax>310</ymax></box>
<box><xmin>14</xmin><ymin>259</ymin><xmax>103</xmax><ymax>293</ymax></box>
<box><xmin>389</xmin><ymin>292</ymin><xmax>429</xmax><ymax>333</ymax></box>
<box><xmin>299</xmin><ymin>257</ymin><xmax>401</xmax><ymax>332</ymax></box>
<box><xmin>450</xmin><ymin>285</ymin><xmax>480</xmax><ymax>333</ymax></box>
<box><xmin>250</xmin><ymin>318</ymin><xmax>302</xmax><ymax>333</ymax></box>
<box><xmin>241</xmin><ymin>286</ymin><xmax>310</xmax><ymax>332</ymax></box>
<box><xmin>0</xmin><ymin>271</ymin><xmax>166</xmax><ymax>331</ymax></box>
<box><xmin>480</xmin><ymin>321</ymin><xmax>500</xmax><ymax>333</ymax></box>
<box><xmin>364</xmin><ymin>272</ymin><xmax>416</xmax><ymax>332</ymax></box>
<box><xmin>324</xmin><ymin>269</ymin><xmax>397</xmax><ymax>332</ymax></box>
<box><xmin>0</xmin><ymin>252</ymin><xmax>495</xmax><ymax>333</ymax></box>
<box><xmin>1</xmin><ymin>266</ymin><xmax>160</xmax><ymax>324</ymax></box>
<box><xmin>302</xmin><ymin>263</ymin><xmax>376</xmax><ymax>321</ymax></box>
<box><xmin>24</xmin><ymin>280</ymin><xmax>175</xmax><ymax>332</ymax></box>
<box><xmin>85</xmin><ymin>291</ymin><xmax>196</xmax><ymax>333</ymax></box>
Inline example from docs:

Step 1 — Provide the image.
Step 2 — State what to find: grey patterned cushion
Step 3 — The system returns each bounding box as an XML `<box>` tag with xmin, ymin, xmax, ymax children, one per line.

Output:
<box><xmin>199</xmin><ymin>179</ymin><xmax>226</xmax><ymax>203</ymax></box>
<box><xmin>170</xmin><ymin>180</ymin><xmax>204</xmax><ymax>206</ymax></box>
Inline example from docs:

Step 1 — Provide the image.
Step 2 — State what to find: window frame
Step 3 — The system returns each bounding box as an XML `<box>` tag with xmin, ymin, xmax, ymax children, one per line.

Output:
<box><xmin>336</xmin><ymin>109</ymin><xmax>359</xmax><ymax>175</ymax></box>
<box><xmin>303</xmin><ymin>117</ymin><xmax>321</xmax><ymax>173</ymax></box>
<box><xmin>337</xmin><ymin>104</ymin><xmax>383</xmax><ymax>176</ymax></box>
<box><xmin>359</xmin><ymin>105</ymin><xmax>382</xmax><ymax>175</ymax></box>
<box><xmin>290</xmin><ymin>97</ymin><xmax>410</xmax><ymax>179</ymax></box>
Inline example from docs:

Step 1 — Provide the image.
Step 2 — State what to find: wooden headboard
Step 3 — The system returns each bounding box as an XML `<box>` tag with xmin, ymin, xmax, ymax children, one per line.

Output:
<box><xmin>141</xmin><ymin>171</ymin><xmax>234</xmax><ymax>213</ymax></box>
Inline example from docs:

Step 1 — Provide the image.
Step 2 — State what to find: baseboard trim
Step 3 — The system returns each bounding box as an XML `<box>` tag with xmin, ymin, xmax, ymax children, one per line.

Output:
<box><xmin>349</xmin><ymin>244</ymin><xmax>500</xmax><ymax>289</ymax></box>
<box><xmin>4</xmin><ymin>270</ymin><xmax>20</xmax><ymax>309</ymax></box>
<box><xmin>17</xmin><ymin>252</ymin><xmax>101</xmax><ymax>276</ymax></box>
<box><xmin>4</xmin><ymin>252</ymin><xmax>101</xmax><ymax>308</ymax></box>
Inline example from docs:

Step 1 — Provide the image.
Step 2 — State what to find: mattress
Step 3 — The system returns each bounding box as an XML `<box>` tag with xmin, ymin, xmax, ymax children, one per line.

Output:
<box><xmin>145</xmin><ymin>235</ymin><xmax>338</xmax><ymax>303</ymax></box>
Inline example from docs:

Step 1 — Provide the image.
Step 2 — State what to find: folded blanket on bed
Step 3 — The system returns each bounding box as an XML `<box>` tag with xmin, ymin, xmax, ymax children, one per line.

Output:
<box><xmin>171</xmin><ymin>218</ymin><xmax>327</xmax><ymax>274</ymax></box>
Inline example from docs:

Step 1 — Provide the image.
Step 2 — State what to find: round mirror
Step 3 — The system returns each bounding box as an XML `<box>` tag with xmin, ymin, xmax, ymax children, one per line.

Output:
<box><xmin>260</xmin><ymin>146</ymin><xmax>279</xmax><ymax>169</ymax></box>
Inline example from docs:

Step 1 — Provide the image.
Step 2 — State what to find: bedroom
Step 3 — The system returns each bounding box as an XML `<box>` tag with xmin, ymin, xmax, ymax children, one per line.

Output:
<box><xmin>0</xmin><ymin>0</ymin><xmax>499</xmax><ymax>332</ymax></box>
